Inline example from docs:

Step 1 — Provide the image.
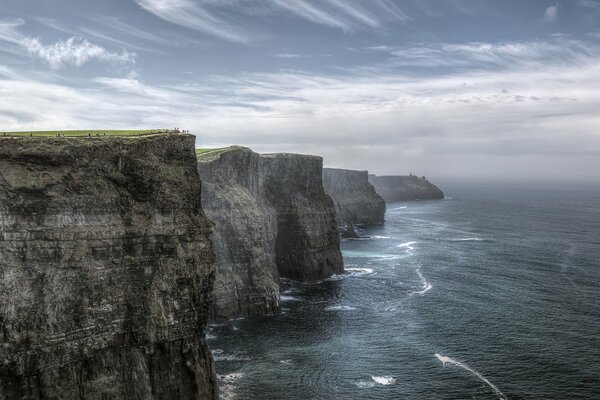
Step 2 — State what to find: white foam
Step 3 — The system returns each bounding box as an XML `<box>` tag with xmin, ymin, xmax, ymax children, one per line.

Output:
<box><xmin>397</xmin><ymin>241</ymin><xmax>416</xmax><ymax>255</ymax></box>
<box><xmin>372</xmin><ymin>235</ymin><xmax>393</xmax><ymax>239</ymax></box>
<box><xmin>371</xmin><ymin>376</ymin><xmax>396</xmax><ymax>385</ymax></box>
<box><xmin>410</xmin><ymin>267</ymin><xmax>432</xmax><ymax>296</ymax></box>
<box><xmin>435</xmin><ymin>354</ymin><xmax>507</xmax><ymax>400</ymax></box>
<box><xmin>451</xmin><ymin>237</ymin><xmax>487</xmax><ymax>242</ymax></box>
<box><xmin>280</xmin><ymin>295</ymin><xmax>301</xmax><ymax>302</ymax></box>
<box><xmin>217</xmin><ymin>372</ymin><xmax>244</xmax><ymax>383</ymax></box>
<box><xmin>347</xmin><ymin>267</ymin><xmax>375</xmax><ymax>275</ymax></box>
<box><xmin>392</xmin><ymin>206</ymin><xmax>408</xmax><ymax>210</ymax></box>
<box><xmin>354</xmin><ymin>380</ymin><xmax>376</xmax><ymax>388</ymax></box>
<box><xmin>325</xmin><ymin>305</ymin><xmax>357</xmax><ymax>311</ymax></box>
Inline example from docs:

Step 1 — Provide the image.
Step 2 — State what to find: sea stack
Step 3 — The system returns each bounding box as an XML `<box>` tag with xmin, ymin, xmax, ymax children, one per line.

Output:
<box><xmin>197</xmin><ymin>147</ymin><xmax>344</xmax><ymax>321</ymax></box>
<box><xmin>0</xmin><ymin>134</ymin><xmax>217</xmax><ymax>399</ymax></box>
<box><xmin>368</xmin><ymin>174</ymin><xmax>444</xmax><ymax>202</ymax></box>
<box><xmin>322</xmin><ymin>168</ymin><xmax>386</xmax><ymax>226</ymax></box>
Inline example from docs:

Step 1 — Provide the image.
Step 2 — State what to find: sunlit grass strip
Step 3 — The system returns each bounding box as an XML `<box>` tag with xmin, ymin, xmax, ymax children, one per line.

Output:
<box><xmin>0</xmin><ymin>129</ymin><xmax>170</xmax><ymax>137</ymax></box>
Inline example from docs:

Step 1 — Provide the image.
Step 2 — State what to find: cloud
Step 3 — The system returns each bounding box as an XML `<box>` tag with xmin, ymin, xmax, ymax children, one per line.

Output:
<box><xmin>21</xmin><ymin>36</ymin><xmax>135</xmax><ymax>69</ymax></box>
<box><xmin>1</xmin><ymin>36</ymin><xmax>600</xmax><ymax>181</ymax></box>
<box><xmin>134</xmin><ymin>0</ymin><xmax>410</xmax><ymax>42</ymax></box>
<box><xmin>544</xmin><ymin>3</ymin><xmax>559</xmax><ymax>21</ymax></box>
<box><xmin>134</xmin><ymin>0</ymin><xmax>250</xmax><ymax>43</ymax></box>
<box><xmin>578</xmin><ymin>0</ymin><xmax>600</xmax><ymax>10</ymax></box>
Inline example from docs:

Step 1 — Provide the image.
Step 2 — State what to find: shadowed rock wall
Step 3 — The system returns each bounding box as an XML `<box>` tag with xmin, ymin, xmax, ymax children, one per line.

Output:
<box><xmin>0</xmin><ymin>134</ymin><xmax>217</xmax><ymax>399</ymax></box>
<box><xmin>197</xmin><ymin>147</ymin><xmax>343</xmax><ymax>321</ymax></box>
<box><xmin>322</xmin><ymin>168</ymin><xmax>386</xmax><ymax>226</ymax></box>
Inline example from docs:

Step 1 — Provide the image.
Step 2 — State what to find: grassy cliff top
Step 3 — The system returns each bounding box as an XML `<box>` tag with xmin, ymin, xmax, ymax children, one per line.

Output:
<box><xmin>1</xmin><ymin>129</ymin><xmax>175</xmax><ymax>137</ymax></box>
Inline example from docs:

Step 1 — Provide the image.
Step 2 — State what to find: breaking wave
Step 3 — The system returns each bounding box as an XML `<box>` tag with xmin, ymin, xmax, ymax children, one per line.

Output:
<box><xmin>435</xmin><ymin>354</ymin><xmax>507</xmax><ymax>400</ymax></box>
<box><xmin>371</xmin><ymin>376</ymin><xmax>397</xmax><ymax>385</ymax></box>
<box><xmin>325</xmin><ymin>305</ymin><xmax>357</xmax><ymax>311</ymax></box>
<box><xmin>280</xmin><ymin>295</ymin><xmax>302</xmax><ymax>302</ymax></box>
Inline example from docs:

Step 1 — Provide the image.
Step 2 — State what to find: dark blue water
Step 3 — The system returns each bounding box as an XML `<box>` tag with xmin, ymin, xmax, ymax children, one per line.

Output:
<box><xmin>208</xmin><ymin>183</ymin><xmax>600</xmax><ymax>399</ymax></box>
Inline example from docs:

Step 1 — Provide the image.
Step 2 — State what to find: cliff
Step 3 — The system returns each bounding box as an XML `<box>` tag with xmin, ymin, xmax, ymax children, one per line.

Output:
<box><xmin>0</xmin><ymin>134</ymin><xmax>217</xmax><ymax>399</ymax></box>
<box><xmin>197</xmin><ymin>147</ymin><xmax>343</xmax><ymax>320</ymax></box>
<box><xmin>197</xmin><ymin>147</ymin><xmax>279</xmax><ymax>322</ymax></box>
<box><xmin>322</xmin><ymin>168</ymin><xmax>385</xmax><ymax>226</ymax></box>
<box><xmin>368</xmin><ymin>175</ymin><xmax>444</xmax><ymax>202</ymax></box>
<box><xmin>260</xmin><ymin>153</ymin><xmax>343</xmax><ymax>282</ymax></box>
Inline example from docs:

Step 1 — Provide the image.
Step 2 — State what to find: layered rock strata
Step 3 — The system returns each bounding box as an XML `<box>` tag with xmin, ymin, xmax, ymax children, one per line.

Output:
<box><xmin>197</xmin><ymin>147</ymin><xmax>279</xmax><ymax>322</ymax></box>
<box><xmin>322</xmin><ymin>168</ymin><xmax>386</xmax><ymax>226</ymax></box>
<box><xmin>368</xmin><ymin>174</ymin><xmax>444</xmax><ymax>202</ymax></box>
<box><xmin>197</xmin><ymin>147</ymin><xmax>343</xmax><ymax>321</ymax></box>
<box><xmin>0</xmin><ymin>134</ymin><xmax>217</xmax><ymax>399</ymax></box>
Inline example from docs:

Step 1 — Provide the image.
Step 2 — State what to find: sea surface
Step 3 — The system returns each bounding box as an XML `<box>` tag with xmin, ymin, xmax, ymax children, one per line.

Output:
<box><xmin>208</xmin><ymin>183</ymin><xmax>600</xmax><ymax>399</ymax></box>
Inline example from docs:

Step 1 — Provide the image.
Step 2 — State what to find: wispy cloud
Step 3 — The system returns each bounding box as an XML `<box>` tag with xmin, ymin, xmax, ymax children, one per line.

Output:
<box><xmin>134</xmin><ymin>0</ymin><xmax>410</xmax><ymax>43</ymax></box>
<box><xmin>578</xmin><ymin>0</ymin><xmax>600</xmax><ymax>10</ymax></box>
<box><xmin>134</xmin><ymin>0</ymin><xmax>250</xmax><ymax>43</ymax></box>
<box><xmin>544</xmin><ymin>3</ymin><xmax>559</xmax><ymax>21</ymax></box>
<box><xmin>22</xmin><ymin>37</ymin><xmax>135</xmax><ymax>69</ymax></box>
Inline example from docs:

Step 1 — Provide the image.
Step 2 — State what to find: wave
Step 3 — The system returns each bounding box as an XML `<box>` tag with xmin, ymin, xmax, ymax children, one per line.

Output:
<box><xmin>325</xmin><ymin>305</ymin><xmax>357</xmax><ymax>311</ymax></box>
<box><xmin>280</xmin><ymin>295</ymin><xmax>302</xmax><ymax>302</ymax></box>
<box><xmin>391</xmin><ymin>206</ymin><xmax>408</xmax><ymax>210</ymax></box>
<box><xmin>398</xmin><ymin>241</ymin><xmax>416</xmax><ymax>255</ymax></box>
<box><xmin>372</xmin><ymin>235</ymin><xmax>393</xmax><ymax>239</ymax></box>
<box><xmin>371</xmin><ymin>376</ymin><xmax>397</xmax><ymax>385</ymax></box>
<box><xmin>354</xmin><ymin>380</ymin><xmax>376</xmax><ymax>389</ymax></box>
<box><xmin>435</xmin><ymin>354</ymin><xmax>507</xmax><ymax>400</ymax></box>
<box><xmin>212</xmin><ymin>349</ymin><xmax>251</xmax><ymax>362</ymax></box>
<box><xmin>325</xmin><ymin>267</ymin><xmax>375</xmax><ymax>281</ymax></box>
<box><xmin>409</xmin><ymin>267</ymin><xmax>432</xmax><ymax>296</ymax></box>
<box><xmin>450</xmin><ymin>237</ymin><xmax>489</xmax><ymax>242</ymax></box>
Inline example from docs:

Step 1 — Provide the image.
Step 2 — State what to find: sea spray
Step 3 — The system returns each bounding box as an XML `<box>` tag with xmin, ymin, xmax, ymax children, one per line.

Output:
<box><xmin>435</xmin><ymin>354</ymin><xmax>507</xmax><ymax>400</ymax></box>
<box><xmin>410</xmin><ymin>267</ymin><xmax>432</xmax><ymax>296</ymax></box>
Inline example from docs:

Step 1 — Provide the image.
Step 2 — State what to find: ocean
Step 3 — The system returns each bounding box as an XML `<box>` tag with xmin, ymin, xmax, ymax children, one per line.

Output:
<box><xmin>207</xmin><ymin>182</ymin><xmax>600</xmax><ymax>399</ymax></box>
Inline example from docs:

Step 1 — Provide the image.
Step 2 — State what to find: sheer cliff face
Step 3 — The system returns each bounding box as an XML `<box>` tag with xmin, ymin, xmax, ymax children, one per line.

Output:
<box><xmin>197</xmin><ymin>147</ymin><xmax>344</xmax><ymax>321</ymax></box>
<box><xmin>322</xmin><ymin>168</ymin><xmax>386</xmax><ymax>226</ymax></box>
<box><xmin>197</xmin><ymin>147</ymin><xmax>279</xmax><ymax>322</ymax></box>
<box><xmin>368</xmin><ymin>175</ymin><xmax>444</xmax><ymax>202</ymax></box>
<box><xmin>0</xmin><ymin>135</ymin><xmax>217</xmax><ymax>399</ymax></box>
<box><xmin>260</xmin><ymin>153</ymin><xmax>343</xmax><ymax>282</ymax></box>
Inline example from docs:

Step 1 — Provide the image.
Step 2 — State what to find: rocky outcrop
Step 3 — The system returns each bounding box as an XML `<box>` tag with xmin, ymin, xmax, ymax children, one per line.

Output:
<box><xmin>197</xmin><ymin>147</ymin><xmax>343</xmax><ymax>320</ymax></box>
<box><xmin>0</xmin><ymin>134</ymin><xmax>217</xmax><ymax>399</ymax></box>
<box><xmin>260</xmin><ymin>153</ymin><xmax>343</xmax><ymax>282</ymax></box>
<box><xmin>322</xmin><ymin>168</ymin><xmax>385</xmax><ymax>225</ymax></box>
<box><xmin>368</xmin><ymin>174</ymin><xmax>444</xmax><ymax>202</ymax></box>
<box><xmin>341</xmin><ymin>222</ymin><xmax>359</xmax><ymax>239</ymax></box>
<box><xmin>197</xmin><ymin>147</ymin><xmax>279</xmax><ymax>322</ymax></box>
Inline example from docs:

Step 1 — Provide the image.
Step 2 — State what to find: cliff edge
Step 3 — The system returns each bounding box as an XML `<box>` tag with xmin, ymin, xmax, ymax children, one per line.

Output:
<box><xmin>322</xmin><ymin>168</ymin><xmax>385</xmax><ymax>226</ymax></box>
<box><xmin>197</xmin><ymin>147</ymin><xmax>343</xmax><ymax>321</ymax></box>
<box><xmin>0</xmin><ymin>134</ymin><xmax>217</xmax><ymax>399</ymax></box>
<box><xmin>368</xmin><ymin>174</ymin><xmax>444</xmax><ymax>202</ymax></box>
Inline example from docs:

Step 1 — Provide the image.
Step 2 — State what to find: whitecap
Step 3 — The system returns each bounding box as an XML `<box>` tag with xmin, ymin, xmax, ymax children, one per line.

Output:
<box><xmin>450</xmin><ymin>237</ymin><xmax>487</xmax><ymax>242</ymax></box>
<box><xmin>280</xmin><ymin>359</ymin><xmax>294</xmax><ymax>365</ymax></box>
<box><xmin>325</xmin><ymin>305</ymin><xmax>357</xmax><ymax>311</ymax></box>
<box><xmin>391</xmin><ymin>206</ymin><xmax>408</xmax><ymax>210</ymax></box>
<box><xmin>435</xmin><ymin>353</ymin><xmax>507</xmax><ymax>400</ymax></box>
<box><xmin>354</xmin><ymin>380</ymin><xmax>376</xmax><ymax>388</ymax></box>
<box><xmin>372</xmin><ymin>235</ymin><xmax>393</xmax><ymax>239</ymax></box>
<box><xmin>217</xmin><ymin>372</ymin><xmax>244</xmax><ymax>383</ymax></box>
<box><xmin>280</xmin><ymin>295</ymin><xmax>301</xmax><ymax>302</ymax></box>
<box><xmin>346</xmin><ymin>267</ymin><xmax>375</xmax><ymax>276</ymax></box>
<box><xmin>371</xmin><ymin>376</ymin><xmax>396</xmax><ymax>385</ymax></box>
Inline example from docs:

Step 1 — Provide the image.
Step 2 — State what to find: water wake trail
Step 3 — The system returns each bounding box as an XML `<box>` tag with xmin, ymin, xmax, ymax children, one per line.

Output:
<box><xmin>435</xmin><ymin>354</ymin><xmax>507</xmax><ymax>400</ymax></box>
<box><xmin>409</xmin><ymin>266</ymin><xmax>432</xmax><ymax>296</ymax></box>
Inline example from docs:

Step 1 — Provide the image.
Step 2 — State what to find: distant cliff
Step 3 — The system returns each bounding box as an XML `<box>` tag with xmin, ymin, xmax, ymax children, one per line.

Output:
<box><xmin>322</xmin><ymin>168</ymin><xmax>385</xmax><ymax>226</ymax></box>
<box><xmin>368</xmin><ymin>174</ymin><xmax>444</xmax><ymax>202</ymax></box>
<box><xmin>197</xmin><ymin>147</ymin><xmax>343</xmax><ymax>321</ymax></box>
<box><xmin>197</xmin><ymin>147</ymin><xmax>279</xmax><ymax>322</ymax></box>
<box><xmin>260</xmin><ymin>153</ymin><xmax>343</xmax><ymax>282</ymax></box>
<box><xmin>0</xmin><ymin>134</ymin><xmax>217</xmax><ymax>399</ymax></box>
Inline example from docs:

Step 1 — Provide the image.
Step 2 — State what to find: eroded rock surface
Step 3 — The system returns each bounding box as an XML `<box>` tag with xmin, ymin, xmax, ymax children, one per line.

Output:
<box><xmin>368</xmin><ymin>175</ymin><xmax>444</xmax><ymax>202</ymax></box>
<box><xmin>0</xmin><ymin>134</ymin><xmax>217</xmax><ymax>399</ymax></box>
<box><xmin>197</xmin><ymin>147</ymin><xmax>279</xmax><ymax>322</ymax></box>
<box><xmin>322</xmin><ymin>168</ymin><xmax>385</xmax><ymax>226</ymax></box>
<box><xmin>197</xmin><ymin>147</ymin><xmax>343</xmax><ymax>320</ymax></box>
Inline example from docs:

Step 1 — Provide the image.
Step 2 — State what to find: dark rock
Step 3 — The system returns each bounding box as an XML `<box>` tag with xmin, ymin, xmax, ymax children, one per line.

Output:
<box><xmin>368</xmin><ymin>174</ymin><xmax>444</xmax><ymax>202</ymax></box>
<box><xmin>0</xmin><ymin>134</ymin><xmax>217</xmax><ymax>399</ymax></box>
<box><xmin>197</xmin><ymin>147</ymin><xmax>344</xmax><ymax>321</ymax></box>
<box><xmin>260</xmin><ymin>152</ymin><xmax>344</xmax><ymax>282</ymax></box>
<box><xmin>322</xmin><ymin>168</ymin><xmax>385</xmax><ymax>225</ymax></box>
<box><xmin>197</xmin><ymin>147</ymin><xmax>279</xmax><ymax>322</ymax></box>
<box><xmin>341</xmin><ymin>222</ymin><xmax>360</xmax><ymax>239</ymax></box>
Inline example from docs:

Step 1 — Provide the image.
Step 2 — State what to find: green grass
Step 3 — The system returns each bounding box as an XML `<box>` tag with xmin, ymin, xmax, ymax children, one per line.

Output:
<box><xmin>0</xmin><ymin>129</ymin><xmax>172</xmax><ymax>137</ymax></box>
<box><xmin>195</xmin><ymin>148</ymin><xmax>225</xmax><ymax>156</ymax></box>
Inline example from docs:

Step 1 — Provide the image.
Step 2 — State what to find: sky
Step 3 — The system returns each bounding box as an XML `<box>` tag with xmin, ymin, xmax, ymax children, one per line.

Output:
<box><xmin>1</xmin><ymin>0</ymin><xmax>599</xmax><ymax>182</ymax></box>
